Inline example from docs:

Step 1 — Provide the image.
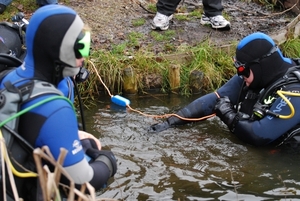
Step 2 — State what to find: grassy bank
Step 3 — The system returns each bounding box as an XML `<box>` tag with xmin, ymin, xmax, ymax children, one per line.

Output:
<box><xmin>84</xmin><ymin>41</ymin><xmax>237</xmax><ymax>97</ymax></box>
<box><xmin>82</xmin><ymin>37</ymin><xmax>300</xmax><ymax>101</ymax></box>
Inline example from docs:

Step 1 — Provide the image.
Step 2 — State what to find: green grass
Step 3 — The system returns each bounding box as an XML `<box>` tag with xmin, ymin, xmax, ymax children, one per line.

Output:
<box><xmin>174</xmin><ymin>14</ymin><xmax>189</xmax><ymax>21</ymax></box>
<box><xmin>127</xmin><ymin>31</ymin><xmax>145</xmax><ymax>48</ymax></box>
<box><xmin>280</xmin><ymin>38</ymin><xmax>300</xmax><ymax>58</ymax></box>
<box><xmin>0</xmin><ymin>1</ymin><xmax>37</xmax><ymax>21</ymax></box>
<box><xmin>150</xmin><ymin>30</ymin><xmax>176</xmax><ymax>42</ymax></box>
<box><xmin>189</xmin><ymin>10</ymin><xmax>202</xmax><ymax>18</ymax></box>
<box><xmin>147</xmin><ymin>3</ymin><xmax>156</xmax><ymax>13</ymax></box>
<box><xmin>132</xmin><ymin>18</ymin><xmax>146</xmax><ymax>27</ymax></box>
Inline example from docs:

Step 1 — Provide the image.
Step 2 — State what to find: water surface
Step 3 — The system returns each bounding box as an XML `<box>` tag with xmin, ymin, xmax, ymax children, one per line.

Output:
<box><xmin>83</xmin><ymin>94</ymin><xmax>300</xmax><ymax>201</ymax></box>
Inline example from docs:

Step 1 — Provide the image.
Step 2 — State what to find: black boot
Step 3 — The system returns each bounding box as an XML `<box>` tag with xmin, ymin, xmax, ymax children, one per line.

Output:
<box><xmin>0</xmin><ymin>4</ymin><xmax>6</xmax><ymax>14</ymax></box>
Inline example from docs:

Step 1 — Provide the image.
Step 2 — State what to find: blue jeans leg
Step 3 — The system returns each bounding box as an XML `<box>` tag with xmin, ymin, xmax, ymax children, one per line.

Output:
<box><xmin>36</xmin><ymin>0</ymin><xmax>58</xmax><ymax>5</ymax></box>
<box><xmin>0</xmin><ymin>0</ymin><xmax>12</xmax><ymax>6</ymax></box>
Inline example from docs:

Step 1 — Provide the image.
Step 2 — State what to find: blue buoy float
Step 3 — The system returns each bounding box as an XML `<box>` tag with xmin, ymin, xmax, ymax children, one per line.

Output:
<box><xmin>111</xmin><ymin>95</ymin><xmax>130</xmax><ymax>107</ymax></box>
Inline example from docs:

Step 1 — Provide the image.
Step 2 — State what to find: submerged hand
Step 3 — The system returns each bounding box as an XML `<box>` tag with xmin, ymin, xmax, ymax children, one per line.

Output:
<box><xmin>214</xmin><ymin>96</ymin><xmax>237</xmax><ymax>130</ymax></box>
<box><xmin>78</xmin><ymin>130</ymin><xmax>101</xmax><ymax>150</ymax></box>
<box><xmin>148</xmin><ymin>121</ymin><xmax>171</xmax><ymax>133</ymax></box>
<box><xmin>214</xmin><ymin>96</ymin><xmax>233</xmax><ymax>118</ymax></box>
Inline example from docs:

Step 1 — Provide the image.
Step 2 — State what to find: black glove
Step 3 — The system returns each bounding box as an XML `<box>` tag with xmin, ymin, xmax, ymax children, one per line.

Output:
<box><xmin>81</xmin><ymin>138</ymin><xmax>98</xmax><ymax>152</ymax></box>
<box><xmin>148</xmin><ymin>109</ymin><xmax>192</xmax><ymax>133</ymax></box>
<box><xmin>148</xmin><ymin>121</ymin><xmax>171</xmax><ymax>133</ymax></box>
<box><xmin>86</xmin><ymin>148</ymin><xmax>117</xmax><ymax>177</ymax></box>
<box><xmin>214</xmin><ymin>96</ymin><xmax>237</xmax><ymax>131</ymax></box>
<box><xmin>80</xmin><ymin>138</ymin><xmax>99</xmax><ymax>162</ymax></box>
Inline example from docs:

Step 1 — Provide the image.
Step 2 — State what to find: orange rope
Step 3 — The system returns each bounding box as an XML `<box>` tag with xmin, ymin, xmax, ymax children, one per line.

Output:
<box><xmin>88</xmin><ymin>60</ymin><xmax>113</xmax><ymax>98</ymax></box>
<box><xmin>88</xmin><ymin>60</ymin><xmax>218</xmax><ymax>121</ymax></box>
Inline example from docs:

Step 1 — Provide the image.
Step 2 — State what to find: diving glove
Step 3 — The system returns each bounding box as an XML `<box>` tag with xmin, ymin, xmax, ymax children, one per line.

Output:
<box><xmin>148</xmin><ymin>121</ymin><xmax>171</xmax><ymax>133</ymax></box>
<box><xmin>81</xmin><ymin>138</ymin><xmax>98</xmax><ymax>152</ymax></box>
<box><xmin>214</xmin><ymin>96</ymin><xmax>238</xmax><ymax>131</ymax></box>
<box><xmin>148</xmin><ymin>110</ymin><xmax>188</xmax><ymax>133</ymax></box>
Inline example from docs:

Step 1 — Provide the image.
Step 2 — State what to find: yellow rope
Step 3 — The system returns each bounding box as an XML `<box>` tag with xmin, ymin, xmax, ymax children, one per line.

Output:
<box><xmin>0</xmin><ymin>130</ymin><xmax>37</xmax><ymax>178</ymax></box>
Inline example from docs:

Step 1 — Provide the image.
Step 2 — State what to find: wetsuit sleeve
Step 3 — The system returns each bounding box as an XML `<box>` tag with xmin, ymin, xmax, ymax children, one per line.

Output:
<box><xmin>88</xmin><ymin>161</ymin><xmax>112</xmax><ymax>189</ymax></box>
<box><xmin>149</xmin><ymin>75</ymin><xmax>244</xmax><ymax>132</ymax></box>
<box><xmin>64</xmin><ymin>158</ymin><xmax>114</xmax><ymax>190</ymax></box>
<box><xmin>233</xmin><ymin>85</ymin><xmax>300</xmax><ymax>146</ymax></box>
<box><xmin>176</xmin><ymin>75</ymin><xmax>243</xmax><ymax>120</ymax></box>
<box><xmin>168</xmin><ymin>75</ymin><xmax>243</xmax><ymax>125</ymax></box>
<box><xmin>216</xmin><ymin>74</ymin><xmax>244</xmax><ymax>105</ymax></box>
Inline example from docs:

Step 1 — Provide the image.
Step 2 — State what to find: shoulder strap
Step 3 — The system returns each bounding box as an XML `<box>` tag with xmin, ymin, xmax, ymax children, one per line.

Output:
<box><xmin>0</xmin><ymin>54</ymin><xmax>23</xmax><ymax>83</ymax></box>
<box><xmin>21</xmin><ymin>80</ymin><xmax>63</xmax><ymax>103</ymax></box>
<box><xmin>0</xmin><ymin>80</ymin><xmax>63</xmax><ymax>148</ymax></box>
<box><xmin>0</xmin><ymin>53</ymin><xmax>22</xmax><ymax>67</ymax></box>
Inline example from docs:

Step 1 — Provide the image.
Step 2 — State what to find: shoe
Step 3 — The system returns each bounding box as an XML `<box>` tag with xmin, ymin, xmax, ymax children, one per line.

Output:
<box><xmin>0</xmin><ymin>4</ymin><xmax>6</xmax><ymax>14</ymax></box>
<box><xmin>200</xmin><ymin>14</ymin><xmax>230</xmax><ymax>29</ymax></box>
<box><xmin>151</xmin><ymin>12</ymin><xmax>173</xmax><ymax>31</ymax></box>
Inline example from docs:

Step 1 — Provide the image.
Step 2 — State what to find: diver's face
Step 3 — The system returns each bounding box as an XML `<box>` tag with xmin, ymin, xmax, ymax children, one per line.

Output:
<box><xmin>76</xmin><ymin>58</ymin><xmax>84</xmax><ymax>67</ymax></box>
<box><xmin>244</xmin><ymin>69</ymin><xmax>254</xmax><ymax>86</ymax></box>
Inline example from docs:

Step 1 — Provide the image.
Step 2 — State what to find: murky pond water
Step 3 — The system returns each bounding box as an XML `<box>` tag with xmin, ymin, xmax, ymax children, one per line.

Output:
<box><xmin>82</xmin><ymin>93</ymin><xmax>300</xmax><ymax>201</ymax></box>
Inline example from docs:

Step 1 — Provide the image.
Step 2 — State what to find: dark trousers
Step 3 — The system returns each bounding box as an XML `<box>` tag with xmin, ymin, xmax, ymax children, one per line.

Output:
<box><xmin>156</xmin><ymin>0</ymin><xmax>223</xmax><ymax>17</ymax></box>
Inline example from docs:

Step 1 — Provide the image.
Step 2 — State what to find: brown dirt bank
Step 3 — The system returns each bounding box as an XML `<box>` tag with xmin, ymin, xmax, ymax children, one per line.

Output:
<box><xmin>68</xmin><ymin>0</ymin><xmax>295</xmax><ymax>54</ymax></box>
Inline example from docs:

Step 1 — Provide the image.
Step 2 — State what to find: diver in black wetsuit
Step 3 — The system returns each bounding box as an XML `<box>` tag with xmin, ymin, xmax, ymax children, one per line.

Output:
<box><xmin>149</xmin><ymin>32</ymin><xmax>300</xmax><ymax>147</ymax></box>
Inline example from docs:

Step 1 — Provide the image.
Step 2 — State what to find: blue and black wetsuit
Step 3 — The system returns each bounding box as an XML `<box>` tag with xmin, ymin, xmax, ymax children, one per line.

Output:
<box><xmin>58</xmin><ymin>76</ymin><xmax>75</xmax><ymax>102</ymax></box>
<box><xmin>0</xmin><ymin>5</ymin><xmax>116</xmax><ymax>201</ymax></box>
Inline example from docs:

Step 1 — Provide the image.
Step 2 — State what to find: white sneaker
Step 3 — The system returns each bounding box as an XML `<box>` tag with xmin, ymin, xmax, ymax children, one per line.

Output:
<box><xmin>200</xmin><ymin>14</ymin><xmax>230</xmax><ymax>29</ymax></box>
<box><xmin>151</xmin><ymin>12</ymin><xmax>173</xmax><ymax>31</ymax></box>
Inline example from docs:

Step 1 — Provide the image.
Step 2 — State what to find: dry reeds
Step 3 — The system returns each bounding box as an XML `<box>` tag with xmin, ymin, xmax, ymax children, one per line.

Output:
<box><xmin>0</xmin><ymin>139</ymin><xmax>118</xmax><ymax>201</ymax></box>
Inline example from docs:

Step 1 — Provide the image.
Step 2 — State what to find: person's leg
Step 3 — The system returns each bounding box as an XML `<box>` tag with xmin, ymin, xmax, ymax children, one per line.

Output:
<box><xmin>36</xmin><ymin>0</ymin><xmax>58</xmax><ymax>6</ymax></box>
<box><xmin>201</xmin><ymin>0</ymin><xmax>230</xmax><ymax>29</ymax></box>
<box><xmin>156</xmin><ymin>0</ymin><xmax>182</xmax><ymax>16</ymax></box>
<box><xmin>0</xmin><ymin>0</ymin><xmax>12</xmax><ymax>6</ymax></box>
<box><xmin>202</xmin><ymin>0</ymin><xmax>223</xmax><ymax>17</ymax></box>
<box><xmin>151</xmin><ymin>0</ymin><xmax>182</xmax><ymax>31</ymax></box>
<box><xmin>0</xmin><ymin>0</ymin><xmax>12</xmax><ymax>14</ymax></box>
<box><xmin>46</xmin><ymin>0</ymin><xmax>58</xmax><ymax>4</ymax></box>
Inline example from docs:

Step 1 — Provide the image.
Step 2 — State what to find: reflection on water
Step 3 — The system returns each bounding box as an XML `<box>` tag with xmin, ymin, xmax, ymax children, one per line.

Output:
<box><xmin>83</xmin><ymin>94</ymin><xmax>300</xmax><ymax>201</ymax></box>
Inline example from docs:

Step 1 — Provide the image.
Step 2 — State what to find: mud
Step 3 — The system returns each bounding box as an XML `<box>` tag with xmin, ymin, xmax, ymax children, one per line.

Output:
<box><xmin>68</xmin><ymin>0</ymin><xmax>295</xmax><ymax>54</ymax></box>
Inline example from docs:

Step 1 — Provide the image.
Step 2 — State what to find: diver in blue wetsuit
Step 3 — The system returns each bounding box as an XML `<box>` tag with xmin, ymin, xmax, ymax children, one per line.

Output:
<box><xmin>0</xmin><ymin>5</ymin><xmax>116</xmax><ymax>201</ymax></box>
<box><xmin>149</xmin><ymin>32</ymin><xmax>300</xmax><ymax>147</ymax></box>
